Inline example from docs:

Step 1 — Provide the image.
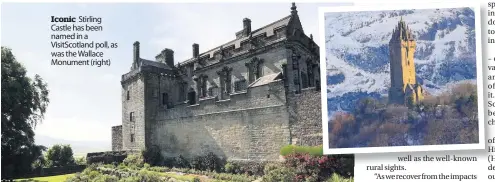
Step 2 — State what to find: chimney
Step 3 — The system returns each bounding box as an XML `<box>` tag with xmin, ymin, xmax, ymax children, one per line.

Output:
<box><xmin>243</xmin><ymin>18</ymin><xmax>251</xmax><ymax>36</ymax></box>
<box><xmin>192</xmin><ymin>43</ymin><xmax>199</xmax><ymax>58</ymax></box>
<box><xmin>163</xmin><ymin>49</ymin><xmax>174</xmax><ymax>67</ymax></box>
<box><xmin>133</xmin><ymin>41</ymin><xmax>140</xmax><ymax>66</ymax></box>
<box><xmin>155</xmin><ymin>51</ymin><xmax>165</xmax><ymax>63</ymax></box>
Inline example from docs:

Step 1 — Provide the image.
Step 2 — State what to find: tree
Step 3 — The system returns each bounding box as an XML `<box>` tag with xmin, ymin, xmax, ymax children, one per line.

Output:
<box><xmin>45</xmin><ymin>144</ymin><xmax>75</xmax><ymax>167</ymax></box>
<box><xmin>75</xmin><ymin>156</ymin><xmax>86</xmax><ymax>165</ymax></box>
<box><xmin>1</xmin><ymin>47</ymin><xmax>49</xmax><ymax>179</ymax></box>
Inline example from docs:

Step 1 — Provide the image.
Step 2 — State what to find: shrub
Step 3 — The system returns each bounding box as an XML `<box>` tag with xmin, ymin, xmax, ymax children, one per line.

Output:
<box><xmin>326</xmin><ymin>173</ymin><xmax>354</xmax><ymax>182</ymax></box>
<box><xmin>224</xmin><ymin>162</ymin><xmax>238</xmax><ymax>174</ymax></box>
<box><xmin>190</xmin><ymin>155</ymin><xmax>203</xmax><ymax>170</ymax></box>
<box><xmin>226</xmin><ymin>160</ymin><xmax>267</xmax><ymax>176</ymax></box>
<box><xmin>174</xmin><ymin>155</ymin><xmax>190</xmax><ymax>168</ymax></box>
<box><xmin>122</xmin><ymin>154</ymin><xmax>145</xmax><ymax>169</ymax></box>
<box><xmin>93</xmin><ymin>174</ymin><xmax>119</xmax><ymax>182</ymax></box>
<box><xmin>141</xmin><ymin>145</ymin><xmax>163</xmax><ymax>166</ymax></box>
<box><xmin>284</xmin><ymin>153</ymin><xmax>354</xmax><ymax>181</ymax></box>
<box><xmin>280</xmin><ymin>145</ymin><xmax>324</xmax><ymax>156</ymax></box>
<box><xmin>262</xmin><ymin>163</ymin><xmax>296</xmax><ymax>182</ymax></box>
<box><xmin>190</xmin><ymin>152</ymin><xmax>224</xmax><ymax>172</ymax></box>
<box><xmin>203</xmin><ymin>152</ymin><xmax>224</xmax><ymax>172</ymax></box>
<box><xmin>75</xmin><ymin>156</ymin><xmax>87</xmax><ymax>165</ymax></box>
<box><xmin>135</xmin><ymin>169</ymin><xmax>162</xmax><ymax>181</ymax></box>
<box><xmin>162</xmin><ymin>156</ymin><xmax>176</xmax><ymax>167</ymax></box>
<box><xmin>209</xmin><ymin>172</ymin><xmax>254</xmax><ymax>182</ymax></box>
<box><xmin>66</xmin><ymin>164</ymin><xmax>105</xmax><ymax>182</ymax></box>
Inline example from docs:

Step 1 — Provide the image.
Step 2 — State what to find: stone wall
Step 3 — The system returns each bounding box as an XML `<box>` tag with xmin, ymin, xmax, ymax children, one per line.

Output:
<box><xmin>149</xmin><ymin>81</ymin><xmax>290</xmax><ymax>161</ymax></box>
<box><xmin>111</xmin><ymin>125</ymin><xmax>123</xmax><ymax>151</ymax></box>
<box><xmin>288</xmin><ymin>87</ymin><xmax>322</xmax><ymax>146</ymax></box>
<box><xmin>18</xmin><ymin>165</ymin><xmax>86</xmax><ymax>179</ymax></box>
<box><xmin>184</xmin><ymin>45</ymin><xmax>288</xmax><ymax>103</ymax></box>
<box><xmin>121</xmin><ymin>74</ymin><xmax>147</xmax><ymax>151</ymax></box>
<box><xmin>118</xmin><ymin>33</ymin><xmax>321</xmax><ymax>160</ymax></box>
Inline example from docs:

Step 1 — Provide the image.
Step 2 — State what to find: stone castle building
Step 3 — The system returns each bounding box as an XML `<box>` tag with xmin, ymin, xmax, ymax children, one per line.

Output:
<box><xmin>111</xmin><ymin>3</ymin><xmax>322</xmax><ymax>161</ymax></box>
<box><xmin>388</xmin><ymin>18</ymin><xmax>424</xmax><ymax>105</ymax></box>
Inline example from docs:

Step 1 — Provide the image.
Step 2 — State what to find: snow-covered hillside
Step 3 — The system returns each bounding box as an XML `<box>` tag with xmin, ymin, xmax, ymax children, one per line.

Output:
<box><xmin>324</xmin><ymin>8</ymin><xmax>477</xmax><ymax>113</ymax></box>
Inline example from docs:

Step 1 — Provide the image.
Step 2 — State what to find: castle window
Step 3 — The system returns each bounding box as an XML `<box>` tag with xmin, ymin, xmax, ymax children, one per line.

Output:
<box><xmin>179</xmin><ymin>84</ymin><xmax>186</xmax><ymax>101</ymax></box>
<box><xmin>234</xmin><ymin>79</ymin><xmax>247</xmax><ymax>92</ymax></box>
<box><xmin>129</xmin><ymin>112</ymin><xmax>135</xmax><ymax>122</ymax></box>
<box><xmin>188</xmin><ymin>65</ymin><xmax>194</xmax><ymax>76</ymax></box>
<box><xmin>195</xmin><ymin>75</ymin><xmax>208</xmax><ymax>98</ymax></box>
<box><xmin>307</xmin><ymin>61</ymin><xmax>314</xmax><ymax>87</ymax></box>
<box><xmin>130</xmin><ymin>134</ymin><xmax>135</xmax><ymax>143</ymax></box>
<box><xmin>246</xmin><ymin>58</ymin><xmax>263</xmax><ymax>83</ymax></box>
<box><xmin>301</xmin><ymin>72</ymin><xmax>308</xmax><ymax>88</ymax></box>
<box><xmin>217</xmin><ymin>66</ymin><xmax>233</xmax><ymax>100</ymax></box>
<box><xmin>208</xmin><ymin>86</ymin><xmax>219</xmax><ymax>97</ymax></box>
<box><xmin>200</xmin><ymin>76</ymin><xmax>208</xmax><ymax>98</ymax></box>
<box><xmin>126</xmin><ymin>90</ymin><xmax>130</xmax><ymax>100</ymax></box>
<box><xmin>162</xmin><ymin>93</ymin><xmax>168</xmax><ymax>106</ymax></box>
<box><xmin>221</xmin><ymin>73</ymin><xmax>232</xmax><ymax>95</ymax></box>
<box><xmin>255</xmin><ymin>62</ymin><xmax>263</xmax><ymax>80</ymax></box>
<box><xmin>188</xmin><ymin>91</ymin><xmax>196</xmax><ymax>105</ymax></box>
<box><xmin>294</xmin><ymin>71</ymin><xmax>300</xmax><ymax>94</ymax></box>
<box><xmin>208</xmin><ymin>87</ymin><xmax>214</xmax><ymax>97</ymax></box>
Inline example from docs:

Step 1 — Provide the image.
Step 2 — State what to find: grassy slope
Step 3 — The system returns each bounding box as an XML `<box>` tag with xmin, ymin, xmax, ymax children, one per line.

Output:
<box><xmin>15</xmin><ymin>174</ymin><xmax>75</xmax><ymax>182</ymax></box>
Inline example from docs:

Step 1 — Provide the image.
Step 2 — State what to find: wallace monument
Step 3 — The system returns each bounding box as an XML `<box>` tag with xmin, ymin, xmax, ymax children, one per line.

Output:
<box><xmin>388</xmin><ymin>18</ymin><xmax>425</xmax><ymax>105</ymax></box>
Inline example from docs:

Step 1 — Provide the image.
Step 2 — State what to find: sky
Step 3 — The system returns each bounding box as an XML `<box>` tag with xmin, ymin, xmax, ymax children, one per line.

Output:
<box><xmin>1</xmin><ymin>2</ymin><xmax>349</xmax><ymax>153</ymax></box>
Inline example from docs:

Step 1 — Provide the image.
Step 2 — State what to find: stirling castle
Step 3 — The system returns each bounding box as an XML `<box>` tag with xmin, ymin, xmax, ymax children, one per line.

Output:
<box><xmin>111</xmin><ymin>3</ymin><xmax>322</xmax><ymax>161</ymax></box>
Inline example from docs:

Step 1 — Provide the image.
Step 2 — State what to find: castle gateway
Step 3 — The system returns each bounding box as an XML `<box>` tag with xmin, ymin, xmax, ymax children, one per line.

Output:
<box><xmin>111</xmin><ymin>3</ymin><xmax>322</xmax><ymax>161</ymax></box>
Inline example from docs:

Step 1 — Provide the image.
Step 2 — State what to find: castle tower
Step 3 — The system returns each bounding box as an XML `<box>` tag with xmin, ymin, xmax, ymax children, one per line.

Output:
<box><xmin>388</xmin><ymin>17</ymin><xmax>424</xmax><ymax>105</ymax></box>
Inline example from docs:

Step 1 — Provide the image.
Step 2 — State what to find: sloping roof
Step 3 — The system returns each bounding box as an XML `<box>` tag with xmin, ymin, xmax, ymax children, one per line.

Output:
<box><xmin>140</xmin><ymin>58</ymin><xmax>173</xmax><ymax>70</ymax></box>
<box><xmin>249</xmin><ymin>72</ymin><xmax>283</xmax><ymax>88</ymax></box>
<box><xmin>180</xmin><ymin>15</ymin><xmax>293</xmax><ymax>65</ymax></box>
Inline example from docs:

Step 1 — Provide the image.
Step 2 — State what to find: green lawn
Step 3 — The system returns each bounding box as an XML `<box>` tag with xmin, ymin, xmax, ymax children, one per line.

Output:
<box><xmin>15</xmin><ymin>173</ymin><xmax>75</xmax><ymax>182</ymax></box>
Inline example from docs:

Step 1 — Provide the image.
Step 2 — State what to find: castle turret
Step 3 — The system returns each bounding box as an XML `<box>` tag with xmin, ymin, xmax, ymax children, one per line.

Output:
<box><xmin>388</xmin><ymin>17</ymin><xmax>423</xmax><ymax>105</ymax></box>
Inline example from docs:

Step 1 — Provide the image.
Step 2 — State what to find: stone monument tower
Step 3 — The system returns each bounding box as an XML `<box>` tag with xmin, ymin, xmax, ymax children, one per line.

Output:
<box><xmin>388</xmin><ymin>17</ymin><xmax>424</xmax><ymax>105</ymax></box>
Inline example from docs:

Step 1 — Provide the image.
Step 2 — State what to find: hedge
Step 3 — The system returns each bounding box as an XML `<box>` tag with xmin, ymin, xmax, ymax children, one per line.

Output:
<box><xmin>280</xmin><ymin>145</ymin><xmax>323</xmax><ymax>156</ymax></box>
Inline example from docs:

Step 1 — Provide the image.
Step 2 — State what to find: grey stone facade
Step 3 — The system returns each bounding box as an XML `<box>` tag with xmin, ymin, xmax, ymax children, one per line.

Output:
<box><xmin>111</xmin><ymin>125</ymin><xmax>123</xmax><ymax>151</ymax></box>
<box><xmin>111</xmin><ymin>3</ymin><xmax>322</xmax><ymax>161</ymax></box>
